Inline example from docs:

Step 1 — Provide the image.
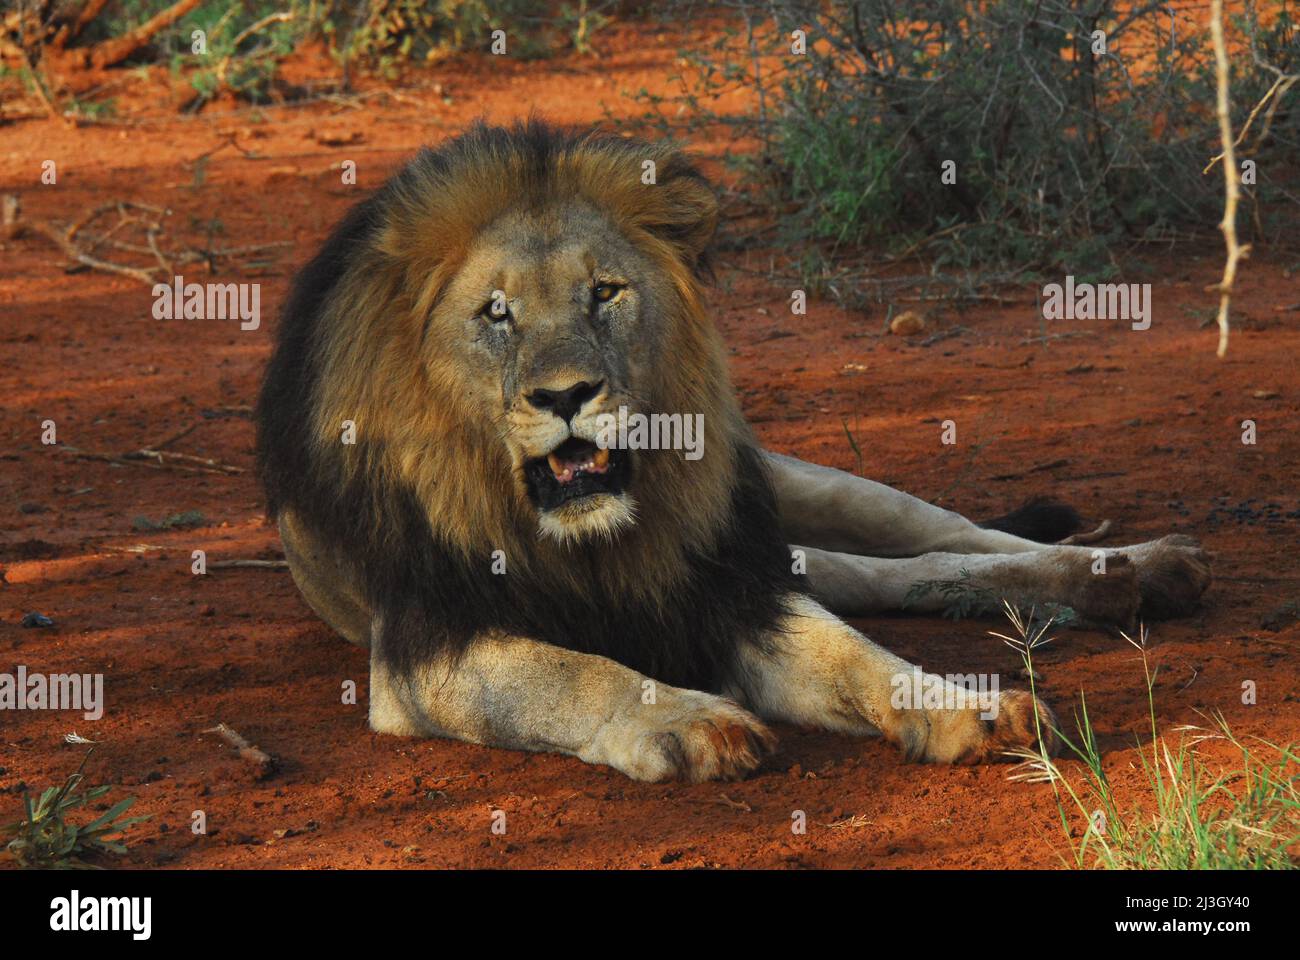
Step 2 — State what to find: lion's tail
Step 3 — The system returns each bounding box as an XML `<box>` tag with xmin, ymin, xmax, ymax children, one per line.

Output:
<box><xmin>978</xmin><ymin>497</ymin><xmax>1082</xmax><ymax>544</ymax></box>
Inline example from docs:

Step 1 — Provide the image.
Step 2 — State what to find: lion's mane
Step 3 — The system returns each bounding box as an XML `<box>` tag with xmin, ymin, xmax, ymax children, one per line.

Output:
<box><xmin>256</xmin><ymin>121</ymin><xmax>797</xmax><ymax>689</ymax></box>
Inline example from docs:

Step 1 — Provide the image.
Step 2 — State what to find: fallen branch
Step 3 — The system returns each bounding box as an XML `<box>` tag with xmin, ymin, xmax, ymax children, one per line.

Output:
<box><xmin>60</xmin><ymin>445</ymin><xmax>241</xmax><ymax>476</ymax></box>
<box><xmin>30</xmin><ymin>220</ymin><xmax>157</xmax><ymax>284</ymax></box>
<box><xmin>989</xmin><ymin>459</ymin><xmax>1070</xmax><ymax>482</ymax></box>
<box><xmin>204</xmin><ymin>723</ymin><xmax>275</xmax><ymax>775</ymax></box>
<box><xmin>100</xmin><ymin>544</ymin><xmax>167</xmax><ymax>554</ymax></box>
<box><xmin>68</xmin><ymin>0</ymin><xmax>114</xmax><ymax>45</ymax></box>
<box><xmin>895</xmin><ymin>291</ymin><xmax>1022</xmax><ymax>305</ymax></box>
<box><xmin>146</xmin><ymin>421</ymin><xmax>200</xmax><ymax>451</ymax></box>
<box><xmin>824</xmin><ymin>814</ymin><xmax>874</xmax><ymax>829</ymax></box>
<box><xmin>89</xmin><ymin>0</ymin><xmax>203</xmax><ymax>69</ymax></box>
<box><xmin>13</xmin><ymin>198</ymin><xmax>290</xmax><ymax>286</ymax></box>
<box><xmin>121</xmin><ymin>449</ymin><xmax>244</xmax><ymax>474</ymax></box>
<box><xmin>208</xmin><ymin>559</ymin><xmax>289</xmax><ymax>570</ymax></box>
<box><xmin>920</xmin><ymin>325</ymin><xmax>971</xmax><ymax>347</ymax></box>
<box><xmin>19</xmin><ymin>50</ymin><xmax>68</xmax><ymax>125</ymax></box>
<box><xmin>684</xmin><ymin>793</ymin><xmax>753</xmax><ymax>813</ymax></box>
<box><xmin>1019</xmin><ymin>331</ymin><xmax>1095</xmax><ymax>346</ymax></box>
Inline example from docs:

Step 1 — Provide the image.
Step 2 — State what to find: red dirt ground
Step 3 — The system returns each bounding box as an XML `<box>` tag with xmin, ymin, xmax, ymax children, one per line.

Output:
<box><xmin>2</xmin><ymin>23</ymin><xmax>1298</xmax><ymax>870</ymax></box>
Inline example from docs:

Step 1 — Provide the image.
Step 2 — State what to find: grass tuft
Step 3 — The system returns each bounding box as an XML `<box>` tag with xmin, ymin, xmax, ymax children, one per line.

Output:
<box><xmin>995</xmin><ymin>602</ymin><xmax>1299</xmax><ymax>869</ymax></box>
<box><xmin>1</xmin><ymin>746</ymin><xmax>149</xmax><ymax>870</ymax></box>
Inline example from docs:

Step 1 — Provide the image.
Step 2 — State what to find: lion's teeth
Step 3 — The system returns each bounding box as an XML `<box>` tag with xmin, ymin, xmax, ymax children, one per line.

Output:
<box><xmin>545</xmin><ymin>444</ymin><xmax>611</xmax><ymax>484</ymax></box>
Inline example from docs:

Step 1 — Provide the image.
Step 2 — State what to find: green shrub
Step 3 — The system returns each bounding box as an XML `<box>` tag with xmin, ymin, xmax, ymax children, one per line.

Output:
<box><xmin>640</xmin><ymin>1</ymin><xmax>1300</xmax><ymax>291</ymax></box>
<box><xmin>2</xmin><ymin>748</ymin><xmax>148</xmax><ymax>870</ymax></box>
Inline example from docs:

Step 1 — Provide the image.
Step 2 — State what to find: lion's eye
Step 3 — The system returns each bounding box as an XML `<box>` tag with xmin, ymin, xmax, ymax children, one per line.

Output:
<box><xmin>593</xmin><ymin>283</ymin><xmax>624</xmax><ymax>304</ymax></box>
<box><xmin>480</xmin><ymin>292</ymin><xmax>511</xmax><ymax>323</ymax></box>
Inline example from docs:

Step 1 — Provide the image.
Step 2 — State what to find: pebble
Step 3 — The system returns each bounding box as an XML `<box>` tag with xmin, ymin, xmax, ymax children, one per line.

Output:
<box><xmin>890</xmin><ymin>310</ymin><xmax>926</xmax><ymax>336</ymax></box>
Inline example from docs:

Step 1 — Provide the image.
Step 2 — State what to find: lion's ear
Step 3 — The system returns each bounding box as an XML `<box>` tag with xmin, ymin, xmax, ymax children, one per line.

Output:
<box><xmin>633</xmin><ymin>156</ymin><xmax>718</xmax><ymax>277</ymax></box>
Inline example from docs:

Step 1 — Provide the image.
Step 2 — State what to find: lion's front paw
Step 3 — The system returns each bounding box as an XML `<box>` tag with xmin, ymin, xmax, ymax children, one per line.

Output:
<box><xmin>1121</xmin><ymin>535</ymin><xmax>1213</xmax><ymax>620</ymax></box>
<box><xmin>893</xmin><ymin>688</ymin><xmax>1060</xmax><ymax>765</ymax></box>
<box><xmin>587</xmin><ymin>689</ymin><xmax>777</xmax><ymax>782</ymax></box>
<box><xmin>955</xmin><ymin>690</ymin><xmax>1060</xmax><ymax>764</ymax></box>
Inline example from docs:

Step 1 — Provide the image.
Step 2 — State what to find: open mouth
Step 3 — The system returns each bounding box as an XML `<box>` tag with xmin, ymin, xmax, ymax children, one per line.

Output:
<box><xmin>524</xmin><ymin>437</ymin><xmax>630</xmax><ymax>511</ymax></box>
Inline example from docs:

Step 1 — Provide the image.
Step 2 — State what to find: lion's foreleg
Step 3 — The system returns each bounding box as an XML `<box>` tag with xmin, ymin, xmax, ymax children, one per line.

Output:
<box><xmin>724</xmin><ymin>595</ymin><xmax>1057</xmax><ymax>763</ymax></box>
<box><xmin>368</xmin><ymin>627</ymin><xmax>775</xmax><ymax>782</ymax></box>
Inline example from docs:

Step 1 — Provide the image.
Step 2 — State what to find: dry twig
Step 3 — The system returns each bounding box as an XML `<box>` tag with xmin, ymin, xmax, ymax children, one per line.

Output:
<box><xmin>216</xmin><ymin>10</ymin><xmax>295</xmax><ymax>89</ymax></box>
<box><xmin>15</xmin><ymin>198</ymin><xmax>289</xmax><ymax>285</ymax></box>
<box><xmin>204</xmin><ymin>723</ymin><xmax>275</xmax><ymax>775</ymax></box>
<box><xmin>1203</xmin><ymin>72</ymin><xmax>1300</xmax><ymax>174</ymax></box>
<box><xmin>208</xmin><ymin>559</ymin><xmax>289</xmax><ymax>570</ymax></box>
<box><xmin>684</xmin><ymin>793</ymin><xmax>753</xmax><ymax>813</ymax></box>
<box><xmin>61</xmin><ymin>444</ymin><xmax>242</xmax><ymax>476</ymax></box>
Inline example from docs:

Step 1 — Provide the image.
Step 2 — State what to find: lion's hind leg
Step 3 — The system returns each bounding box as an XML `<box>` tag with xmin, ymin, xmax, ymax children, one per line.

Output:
<box><xmin>766</xmin><ymin>451</ymin><xmax>1210</xmax><ymax>619</ymax></box>
<box><xmin>796</xmin><ymin>544</ymin><xmax>1142</xmax><ymax>626</ymax></box>
<box><xmin>764</xmin><ymin>450</ymin><xmax>1054</xmax><ymax>557</ymax></box>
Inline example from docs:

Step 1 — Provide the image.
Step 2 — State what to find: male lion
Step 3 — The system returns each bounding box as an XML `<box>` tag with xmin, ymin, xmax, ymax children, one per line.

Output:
<box><xmin>256</xmin><ymin>121</ymin><xmax>1211</xmax><ymax>782</ymax></box>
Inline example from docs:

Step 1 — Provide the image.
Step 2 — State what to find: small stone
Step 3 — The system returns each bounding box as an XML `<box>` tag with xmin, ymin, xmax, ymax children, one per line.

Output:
<box><xmin>889</xmin><ymin>310</ymin><xmax>926</xmax><ymax>336</ymax></box>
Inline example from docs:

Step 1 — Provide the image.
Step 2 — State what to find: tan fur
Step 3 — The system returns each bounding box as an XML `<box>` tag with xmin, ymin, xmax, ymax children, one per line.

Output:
<box><xmin>271</xmin><ymin>128</ymin><xmax>1207</xmax><ymax>783</ymax></box>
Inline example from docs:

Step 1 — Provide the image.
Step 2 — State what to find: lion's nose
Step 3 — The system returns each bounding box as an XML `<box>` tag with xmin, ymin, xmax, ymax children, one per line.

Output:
<box><xmin>526</xmin><ymin>380</ymin><xmax>603</xmax><ymax>423</ymax></box>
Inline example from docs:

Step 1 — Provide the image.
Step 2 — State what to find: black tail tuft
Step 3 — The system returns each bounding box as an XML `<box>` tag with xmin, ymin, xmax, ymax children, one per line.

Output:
<box><xmin>978</xmin><ymin>497</ymin><xmax>1082</xmax><ymax>544</ymax></box>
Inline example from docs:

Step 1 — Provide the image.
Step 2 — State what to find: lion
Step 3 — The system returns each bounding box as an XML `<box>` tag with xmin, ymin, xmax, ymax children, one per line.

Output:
<box><xmin>255</xmin><ymin>121</ymin><xmax>1211</xmax><ymax>782</ymax></box>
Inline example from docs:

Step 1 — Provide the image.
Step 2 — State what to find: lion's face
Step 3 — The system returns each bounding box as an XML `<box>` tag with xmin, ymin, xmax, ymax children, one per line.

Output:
<box><xmin>302</xmin><ymin>125</ymin><xmax>743</xmax><ymax>573</ymax></box>
<box><xmin>431</xmin><ymin>202</ymin><xmax>674</xmax><ymax>543</ymax></box>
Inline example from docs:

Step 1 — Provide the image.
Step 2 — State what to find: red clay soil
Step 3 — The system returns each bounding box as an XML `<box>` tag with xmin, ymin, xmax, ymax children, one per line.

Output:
<box><xmin>2</xmin><ymin>24</ymin><xmax>1299</xmax><ymax>870</ymax></box>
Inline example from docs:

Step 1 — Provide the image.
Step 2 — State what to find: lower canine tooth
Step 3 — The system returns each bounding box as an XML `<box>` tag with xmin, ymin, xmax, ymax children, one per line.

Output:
<box><xmin>593</xmin><ymin>447</ymin><xmax>610</xmax><ymax>469</ymax></box>
<box><xmin>547</xmin><ymin>452</ymin><xmax>564</xmax><ymax>477</ymax></box>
